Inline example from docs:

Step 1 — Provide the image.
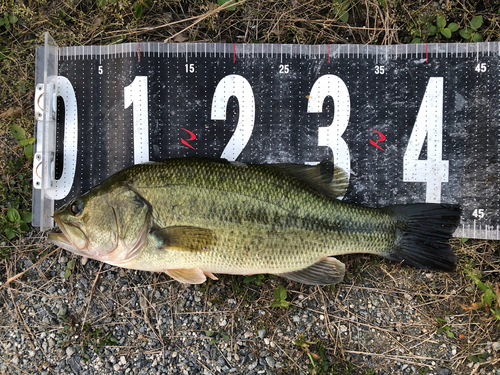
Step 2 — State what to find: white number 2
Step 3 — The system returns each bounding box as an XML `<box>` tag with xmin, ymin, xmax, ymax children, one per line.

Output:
<box><xmin>211</xmin><ymin>75</ymin><xmax>255</xmax><ymax>161</ymax></box>
<box><xmin>403</xmin><ymin>77</ymin><xmax>449</xmax><ymax>203</ymax></box>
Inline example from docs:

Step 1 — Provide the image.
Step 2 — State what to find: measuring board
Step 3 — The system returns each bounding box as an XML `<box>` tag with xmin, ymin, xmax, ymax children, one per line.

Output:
<box><xmin>33</xmin><ymin>33</ymin><xmax>500</xmax><ymax>239</ymax></box>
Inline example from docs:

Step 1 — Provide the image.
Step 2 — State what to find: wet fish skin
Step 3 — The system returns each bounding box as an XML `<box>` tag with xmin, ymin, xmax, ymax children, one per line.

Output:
<box><xmin>48</xmin><ymin>158</ymin><xmax>461</xmax><ymax>285</ymax></box>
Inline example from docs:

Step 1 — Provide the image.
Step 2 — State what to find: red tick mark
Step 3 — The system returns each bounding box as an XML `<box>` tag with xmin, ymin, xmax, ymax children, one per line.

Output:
<box><xmin>370</xmin><ymin>129</ymin><xmax>386</xmax><ymax>151</ymax></box>
<box><xmin>138</xmin><ymin>42</ymin><xmax>141</xmax><ymax>62</ymax></box>
<box><xmin>181</xmin><ymin>128</ymin><xmax>196</xmax><ymax>150</ymax></box>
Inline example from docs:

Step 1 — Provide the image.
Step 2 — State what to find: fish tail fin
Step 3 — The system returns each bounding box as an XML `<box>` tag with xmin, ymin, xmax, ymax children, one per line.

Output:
<box><xmin>382</xmin><ymin>203</ymin><xmax>461</xmax><ymax>272</ymax></box>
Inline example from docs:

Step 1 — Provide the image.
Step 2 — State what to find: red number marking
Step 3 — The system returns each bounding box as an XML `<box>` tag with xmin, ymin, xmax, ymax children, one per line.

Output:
<box><xmin>370</xmin><ymin>128</ymin><xmax>386</xmax><ymax>151</ymax></box>
<box><xmin>181</xmin><ymin>128</ymin><xmax>196</xmax><ymax>150</ymax></box>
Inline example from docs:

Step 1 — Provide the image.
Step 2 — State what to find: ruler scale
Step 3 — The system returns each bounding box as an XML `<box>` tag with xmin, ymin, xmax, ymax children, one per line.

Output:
<box><xmin>33</xmin><ymin>34</ymin><xmax>500</xmax><ymax>239</ymax></box>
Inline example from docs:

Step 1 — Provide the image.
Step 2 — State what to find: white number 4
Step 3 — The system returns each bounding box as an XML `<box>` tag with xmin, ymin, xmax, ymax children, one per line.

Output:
<box><xmin>475</xmin><ymin>63</ymin><xmax>487</xmax><ymax>72</ymax></box>
<box><xmin>473</xmin><ymin>209</ymin><xmax>485</xmax><ymax>219</ymax></box>
<box><xmin>403</xmin><ymin>77</ymin><xmax>449</xmax><ymax>203</ymax></box>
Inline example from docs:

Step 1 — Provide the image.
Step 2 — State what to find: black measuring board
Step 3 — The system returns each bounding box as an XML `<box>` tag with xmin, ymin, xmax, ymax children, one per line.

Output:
<box><xmin>33</xmin><ymin>42</ymin><xmax>500</xmax><ymax>239</ymax></box>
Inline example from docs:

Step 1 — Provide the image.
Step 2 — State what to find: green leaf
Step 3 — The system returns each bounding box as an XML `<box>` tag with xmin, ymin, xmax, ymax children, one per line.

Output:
<box><xmin>133</xmin><ymin>2</ymin><xmax>143</xmax><ymax>18</ymax></box>
<box><xmin>10</xmin><ymin>124</ymin><xmax>25</xmax><ymax>140</ymax></box>
<box><xmin>436</xmin><ymin>15</ymin><xmax>446</xmax><ymax>29</ymax></box>
<box><xmin>19</xmin><ymin>221</ymin><xmax>29</xmax><ymax>231</ymax></box>
<box><xmin>243</xmin><ymin>275</ymin><xmax>255</xmax><ymax>284</ymax></box>
<box><xmin>24</xmin><ymin>144</ymin><xmax>34</xmax><ymax>159</ymax></box>
<box><xmin>448</xmin><ymin>23</ymin><xmax>459</xmax><ymax>32</ymax></box>
<box><xmin>7</xmin><ymin>207</ymin><xmax>21</xmax><ymax>223</ymax></box>
<box><xmin>8</xmin><ymin>15</ymin><xmax>18</xmax><ymax>24</ymax></box>
<box><xmin>205</xmin><ymin>330</ymin><xmax>215</xmax><ymax>337</ymax></box>
<box><xmin>411</xmin><ymin>38</ymin><xmax>421</xmax><ymax>44</ymax></box>
<box><xmin>21</xmin><ymin>211</ymin><xmax>32</xmax><ymax>223</ymax></box>
<box><xmin>271</xmin><ymin>299</ymin><xmax>290</xmax><ymax>308</ymax></box>
<box><xmin>472</xmin><ymin>32</ymin><xmax>483</xmax><ymax>42</ymax></box>
<box><xmin>339</xmin><ymin>11</ymin><xmax>349</xmax><ymax>23</ymax></box>
<box><xmin>441</xmin><ymin>28</ymin><xmax>452</xmax><ymax>38</ymax></box>
<box><xmin>446</xmin><ymin>330</ymin><xmax>455</xmax><ymax>338</ymax></box>
<box><xmin>218</xmin><ymin>0</ymin><xmax>237</xmax><ymax>11</ymax></box>
<box><xmin>0</xmin><ymin>18</ymin><xmax>4</xmax><ymax>26</ymax></box>
<box><xmin>460</xmin><ymin>28</ymin><xmax>471</xmax><ymax>39</ymax></box>
<box><xmin>428</xmin><ymin>24</ymin><xmax>437</xmax><ymax>36</ymax></box>
<box><xmin>482</xmin><ymin>288</ymin><xmax>496</xmax><ymax>306</ymax></box>
<box><xmin>470</xmin><ymin>15</ymin><xmax>483</xmax><ymax>30</ymax></box>
<box><xmin>274</xmin><ymin>285</ymin><xmax>287</xmax><ymax>301</ymax></box>
<box><xmin>4</xmin><ymin>227</ymin><xmax>15</xmax><ymax>240</ymax></box>
<box><xmin>67</xmin><ymin>260</ymin><xmax>75</xmax><ymax>270</ymax></box>
<box><xmin>64</xmin><ymin>269</ymin><xmax>71</xmax><ymax>278</ymax></box>
<box><xmin>379</xmin><ymin>0</ymin><xmax>387</xmax><ymax>7</ymax></box>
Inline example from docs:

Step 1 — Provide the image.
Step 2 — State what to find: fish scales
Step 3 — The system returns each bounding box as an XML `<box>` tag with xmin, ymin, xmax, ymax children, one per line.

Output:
<box><xmin>116</xmin><ymin>160</ymin><xmax>396</xmax><ymax>273</ymax></box>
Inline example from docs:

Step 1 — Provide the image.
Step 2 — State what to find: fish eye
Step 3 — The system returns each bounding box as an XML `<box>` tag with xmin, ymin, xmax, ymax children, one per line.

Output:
<box><xmin>70</xmin><ymin>199</ymin><xmax>83</xmax><ymax>216</ymax></box>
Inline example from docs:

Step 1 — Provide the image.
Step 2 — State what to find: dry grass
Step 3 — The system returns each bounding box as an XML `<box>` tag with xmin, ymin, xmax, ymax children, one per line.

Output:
<box><xmin>1</xmin><ymin>0</ymin><xmax>500</xmax><ymax>374</ymax></box>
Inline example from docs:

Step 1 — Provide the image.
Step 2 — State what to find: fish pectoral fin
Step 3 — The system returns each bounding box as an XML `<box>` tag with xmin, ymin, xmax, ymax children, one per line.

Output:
<box><xmin>152</xmin><ymin>226</ymin><xmax>214</xmax><ymax>252</ymax></box>
<box><xmin>276</xmin><ymin>257</ymin><xmax>346</xmax><ymax>285</ymax></box>
<box><xmin>165</xmin><ymin>268</ymin><xmax>207</xmax><ymax>284</ymax></box>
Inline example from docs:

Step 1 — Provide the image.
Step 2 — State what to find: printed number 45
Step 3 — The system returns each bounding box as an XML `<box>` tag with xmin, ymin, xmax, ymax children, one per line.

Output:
<box><xmin>473</xmin><ymin>209</ymin><xmax>485</xmax><ymax>219</ymax></box>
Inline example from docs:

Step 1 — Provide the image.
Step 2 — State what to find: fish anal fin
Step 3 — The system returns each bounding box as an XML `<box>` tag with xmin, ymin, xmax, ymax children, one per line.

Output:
<box><xmin>152</xmin><ymin>226</ymin><xmax>214</xmax><ymax>252</ymax></box>
<box><xmin>277</xmin><ymin>257</ymin><xmax>345</xmax><ymax>285</ymax></box>
<box><xmin>203</xmin><ymin>271</ymin><xmax>218</xmax><ymax>280</ymax></box>
<box><xmin>165</xmin><ymin>268</ymin><xmax>207</xmax><ymax>284</ymax></box>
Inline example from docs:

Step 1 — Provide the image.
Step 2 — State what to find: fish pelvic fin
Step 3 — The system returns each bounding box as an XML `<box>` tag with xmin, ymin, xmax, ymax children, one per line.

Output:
<box><xmin>277</xmin><ymin>256</ymin><xmax>346</xmax><ymax>285</ymax></box>
<box><xmin>152</xmin><ymin>226</ymin><xmax>214</xmax><ymax>252</ymax></box>
<box><xmin>165</xmin><ymin>267</ymin><xmax>207</xmax><ymax>284</ymax></box>
<box><xmin>383</xmin><ymin>203</ymin><xmax>461</xmax><ymax>272</ymax></box>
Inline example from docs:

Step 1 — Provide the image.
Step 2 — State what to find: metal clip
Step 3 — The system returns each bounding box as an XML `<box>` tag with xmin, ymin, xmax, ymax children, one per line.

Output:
<box><xmin>34</xmin><ymin>82</ymin><xmax>57</xmax><ymax>122</ymax></box>
<box><xmin>33</xmin><ymin>152</ymin><xmax>55</xmax><ymax>190</ymax></box>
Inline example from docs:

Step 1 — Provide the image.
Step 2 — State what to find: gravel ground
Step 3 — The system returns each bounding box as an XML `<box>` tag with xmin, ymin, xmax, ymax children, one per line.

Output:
<box><xmin>0</xmin><ymin>235</ymin><xmax>499</xmax><ymax>374</ymax></box>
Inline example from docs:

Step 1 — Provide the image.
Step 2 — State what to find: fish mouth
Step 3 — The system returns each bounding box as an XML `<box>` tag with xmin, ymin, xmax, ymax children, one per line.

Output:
<box><xmin>48</xmin><ymin>217</ymin><xmax>89</xmax><ymax>257</ymax></box>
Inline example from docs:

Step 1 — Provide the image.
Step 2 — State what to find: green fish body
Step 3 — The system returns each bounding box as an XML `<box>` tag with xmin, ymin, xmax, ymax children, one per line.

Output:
<box><xmin>48</xmin><ymin>158</ymin><xmax>461</xmax><ymax>285</ymax></box>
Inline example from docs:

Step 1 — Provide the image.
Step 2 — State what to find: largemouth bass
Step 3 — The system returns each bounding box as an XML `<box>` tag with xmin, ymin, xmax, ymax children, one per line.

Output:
<box><xmin>48</xmin><ymin>158</ymin><xmax>461</xmax><ymax>285</ymax></box>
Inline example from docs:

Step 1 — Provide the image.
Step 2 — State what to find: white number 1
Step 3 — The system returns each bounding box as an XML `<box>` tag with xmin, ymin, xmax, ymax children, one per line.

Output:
<box><xmin>403</xmin><ymin>77</ymin><xmax>448</xmax><ymax>203</ymax></box>
<box><xmin>124</xmin><ymin>76</ymin><xmax>150</xmax><ymax>165</ymax></box>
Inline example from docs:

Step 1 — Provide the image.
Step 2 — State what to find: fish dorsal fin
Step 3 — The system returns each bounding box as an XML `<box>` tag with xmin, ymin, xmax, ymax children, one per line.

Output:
<box><xmin>276</xmin><ymin>257</ymin><xmax>346</xmax><ymax>285</ymax></box>
<box><xmin>152</xmin><ymin>226</ymin><xmax>214</xmax><ymax>252</ymax></box>
<box><xmin>270</xmin><ymin>160</ymin><xmax>348</xmax><ymax>199</ymax></box>
<box><xmin>165</xmin><ymin>268</ymin><xmax>207</xmax><ymax>284</ymax></box>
